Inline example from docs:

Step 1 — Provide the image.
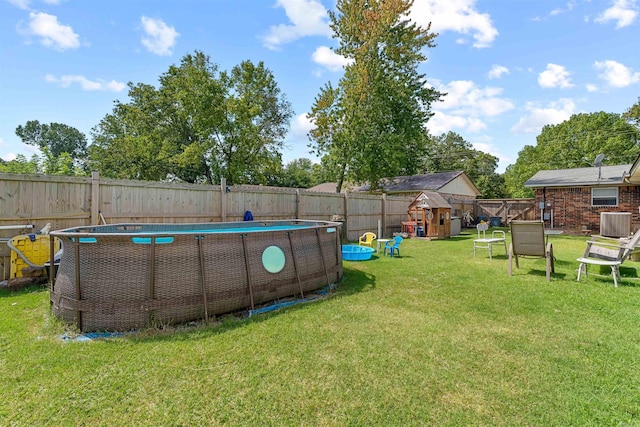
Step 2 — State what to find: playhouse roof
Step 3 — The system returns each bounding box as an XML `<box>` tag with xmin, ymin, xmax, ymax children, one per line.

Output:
<box><xmin>408</xmin><ymin>191</ymin><xmax>452</xmax><ymax>210</ymax></box>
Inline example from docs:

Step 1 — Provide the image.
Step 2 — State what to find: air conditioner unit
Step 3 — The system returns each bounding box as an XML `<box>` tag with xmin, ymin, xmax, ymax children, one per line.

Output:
<box><xmin>600</xmin><ymin>212</ymin><xmax>631</xmax><ymax>237</ymax></box>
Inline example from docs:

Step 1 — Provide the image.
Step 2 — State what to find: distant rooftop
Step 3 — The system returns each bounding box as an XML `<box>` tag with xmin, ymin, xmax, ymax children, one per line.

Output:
<box><xmin>355</xmin><ymin>171</ymin><xmax>466</xmax><ymax>192</ymax></box>
<box><xmin>524</xmin><ymin>165</ymin><xmax>631</xmax><ymax>188</ymax></box>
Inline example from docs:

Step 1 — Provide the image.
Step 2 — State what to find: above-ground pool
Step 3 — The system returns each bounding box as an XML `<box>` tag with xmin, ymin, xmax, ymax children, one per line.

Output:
<box><xmin>50</xmin><ymin>220</ymin><xmax>343</xmax><ymax>331</ymax></box>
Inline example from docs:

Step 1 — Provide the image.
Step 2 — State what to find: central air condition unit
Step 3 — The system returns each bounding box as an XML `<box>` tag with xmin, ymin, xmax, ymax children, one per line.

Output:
<box><xmin>600</xmin><ymin>212</ymin><xmax>632</xmax><ymax>237</ymax></box>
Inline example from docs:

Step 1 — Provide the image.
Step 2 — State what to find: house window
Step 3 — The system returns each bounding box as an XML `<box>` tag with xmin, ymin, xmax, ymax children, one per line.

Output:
<box><xmin>591</xmin><ymin>187</ymin><xmax>618</xmax><ymax>206</ymax></box>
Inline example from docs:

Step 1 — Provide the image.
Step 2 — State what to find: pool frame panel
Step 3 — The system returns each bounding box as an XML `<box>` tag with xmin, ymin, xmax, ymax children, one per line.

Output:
<box><xmin>50</xmin><ymin>220</ymin><xmax>343</xmax><ymax>331</ymax></box>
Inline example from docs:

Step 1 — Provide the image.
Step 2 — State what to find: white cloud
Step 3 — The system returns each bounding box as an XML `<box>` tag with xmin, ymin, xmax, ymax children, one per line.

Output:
<box><xmin>409</xmin><ymin>0</ymin><xmax>498</xmax><ymax>48</ymax></box>
<box><xmin>585</xmin><ymin>83</ymin><xmax>599</xmax><ymax>92</ymax></box>
<box><xmin>538</xmin><ymin>64</ymin><xmax>574</xmax><ymax>88</ymax></box>
<box><xmin>595</xmin><ymin>0</ymin><xmax>638</xmax><ymax>28</ymax></box>
<box><xmin>428</xmin><ymin>111</ymin><xmax>486</xmax><ymax>135</ymax></box>
<box><xmin>263</xmin><ymin>0</ymin><xmax>498</xmax><ymax>50</ymax></box>
<box><xmin>24</xmin><ymin>12</ymin><xmax>79</xmax><ymax>50</ymax></box>
<box><xmin>140</xmin><ymin>16</ymin><xmax>179</xmax><ymax>56</ymax></box>
<box><xmin>45</xmin><ymin>74</ymin><xmax>126</xmax><ymax>92</ymax></box>
<box><xmin>470</xmin><ymin>136</ymin><xmax>510</xmax><ymax>167</ymax></box>
<box><xmin>511</xmin><ymin>98</ymin><xmax>576</xmax><ymax>134</ymax></box>
<box><xmin>7</xmin><ymin>0</ymin><xmax>31</xmax><ymax>9</ymax></box>
<box><xmin>550</xmin><ymin>1</ymin><xmax>576</xmax><ymax>16</ymax></box>
<box><xmin>437</xmin><ymin>80</ymin><xmax>514</xmax><ymax>116</ymax></box>
<box><xmin>289</xmin><ymin>113</ymin><xmax>314</xmax><ymax>140</ymax></box>
<box><xmin>262</xmin><ymin>0</ymin><xmax>332</xmax><ymax>50</ymax></box>
<box><xmin>311</xmin><ymin>46</ymin><xmax>353</xmax><ymax>72</ymax></box>
<box><xmin>488</xmin><ymin>65</ymin><xmax>509</xmax><ymax>79</ymax></box>
<box><xmin>428</xmin><ymin>80</ymin><xmax>513</xmax><ymax>135</ymax></box>
<box><xmin>594</xmin><ymin>60</ymin><xmax>640</xmax><ymax>87</ymax></box>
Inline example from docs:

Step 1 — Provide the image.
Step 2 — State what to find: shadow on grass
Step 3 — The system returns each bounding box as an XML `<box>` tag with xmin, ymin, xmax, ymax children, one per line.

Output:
<box><xmin>513</xmin><ymin>269</ymin><xmax>569</xmax><ymax>280</ymax></box>
<box><xmin>333</xmin><ymin>267</ymin><xmax>376</xmax><ymax>295</ymax></box>
<box><xmin>0</xmin><ymin>283</ymin><xmax>49</xmax><ymax>298</ymax></box>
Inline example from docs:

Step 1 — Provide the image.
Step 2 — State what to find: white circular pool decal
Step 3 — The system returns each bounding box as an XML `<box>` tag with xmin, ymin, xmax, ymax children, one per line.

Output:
<box><xmin>262</xmin><ymin>245</ymin><xmax>286</xmax><ymax>273</ymax></box>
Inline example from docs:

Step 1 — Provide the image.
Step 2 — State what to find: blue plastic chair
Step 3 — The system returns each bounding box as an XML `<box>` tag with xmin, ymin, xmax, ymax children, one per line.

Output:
<box><xmin>384</xmin><ymin>236</ymin><xmax>403</xmax><ymax>258</ymax></box>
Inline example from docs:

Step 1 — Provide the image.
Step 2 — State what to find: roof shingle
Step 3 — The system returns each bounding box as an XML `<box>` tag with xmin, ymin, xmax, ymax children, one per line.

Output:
<box><xmin>524</xmin><ymin>165</ymin><xmax>630</xmax><ymax>188</ymax></box>
<box><xmin>355</xmin><ymin>171</ymin><xmax>465</xmax><ymax>192</ymax></box>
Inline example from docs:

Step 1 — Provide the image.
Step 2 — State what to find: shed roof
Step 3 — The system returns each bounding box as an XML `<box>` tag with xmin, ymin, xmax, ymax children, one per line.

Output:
<box><xmin>524</xmin><ymin>164</ymin><xmax>631</xmax><ymax>188</ymax></box>
<box><xmin>355</xmin><ymin>171</ymin><xmax>468</xmax><ymax>193</ymax></box>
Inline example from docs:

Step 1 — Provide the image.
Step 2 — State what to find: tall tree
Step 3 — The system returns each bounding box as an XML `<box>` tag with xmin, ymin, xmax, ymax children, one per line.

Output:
<box><xmin>15</xmin><ymin>120</ymin><xmax>87</xmax><ymax>165</ymax></box>
<box><xmin>89</xmin><ymin>51</ymin><xmax>293</xmax><ymax>185</ymax></box>
<box><xmin>89</xmin><ymin>82</ymin><xmax>171</xmax><ymax>181</ymax></box>
<box><xmin>623</xmin><ymin>97</ymin><xmax>640</xmax><ymax>128</ymax></box>
<box><xmin>423</xmin><ymin>131</ymin><xmax>506</xmax><ymax>198</ymax></box>
<box><xmin>308</xmin><ymin>0</ymin><xmax>442</xmax><ymax>192</ymax></box>
<box><xmin>276</xmin><ymin>158</ymin><xmax>319</xmax><ymax>188</ymax></box>
<box><xmin>0</xmin><ymin>154</ymin><xmax>39</xmax><ymax>174</ymax></box>
<box><xmin>504</xmin><ymin>111</ymin><xmax>640</xmax><ymax>197</ymax></box>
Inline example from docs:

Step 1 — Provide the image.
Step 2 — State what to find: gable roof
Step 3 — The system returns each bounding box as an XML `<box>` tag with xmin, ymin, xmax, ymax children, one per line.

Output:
<box><xmin>408</xmin><ymin>191</ymin><xmax>452</xmax><ymax>210</ymax></box>
<box><xmin>524</xmin><ymin>164</ymin><xmax>631</xmax><ymax>188</ymax></box>
<box><xmin>355</xmin><ymin>171</ymin><xmax>479</xmax><ymax>194</ymax></box>
<box><xmin>626</xmin><ymin>152</ymin><xmax>640</xmax><ymax>183</ymax></box>
<box><xmin>306</xmin><ymin>182</ymin><xmax>339</xmax><ymax>193</ymax></box>
<box><xmin>306</xmin><ymin>182</ymin><xmax>357</xmax><ymax>193</ymax></box>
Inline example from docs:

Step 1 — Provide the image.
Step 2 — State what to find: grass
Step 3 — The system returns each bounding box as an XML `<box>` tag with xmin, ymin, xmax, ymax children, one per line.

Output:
<box><xmin>2</xmin><ymin>231</ymin><xmax>640</xmax><ymax>425</ymax></box>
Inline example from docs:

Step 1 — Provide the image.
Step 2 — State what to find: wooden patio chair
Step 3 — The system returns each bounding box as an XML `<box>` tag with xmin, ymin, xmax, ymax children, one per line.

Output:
<box><xmin>508</xmin><ymin>220</ymin><xmax>554</xmax><ymax>281</ymax></box>
<box><xmin>576</xmin><ymin>228</ymin><xmax>640</xmax><ymax>287</ymax></box>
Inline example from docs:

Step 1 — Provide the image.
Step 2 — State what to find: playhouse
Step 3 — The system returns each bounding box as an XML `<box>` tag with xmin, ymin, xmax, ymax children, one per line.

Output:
<box><xmin>405</xmin><ymin>191</ymin><xmax>452</xmax><ymax>239</ymax></box>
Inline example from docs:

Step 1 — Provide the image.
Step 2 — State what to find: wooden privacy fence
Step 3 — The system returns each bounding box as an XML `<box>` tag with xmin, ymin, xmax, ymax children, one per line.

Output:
<box><xmin>0</xmin><ymin>172</ymin><xmax>535</xmax><ymax>279</ymax></box>
<box><xmin>0</xmin><ymin>172</ymin><xmax>415</xmax><ymax>279</ymax></box>
<box><xmin>443</xmin><ymin>197</ymin><xmax>535</xmax><ymax>226</ymax></box>
<box><xmin>474</xmin><ymin>199</ymin><xmax>536</xmax><ymax>224</ymax></box>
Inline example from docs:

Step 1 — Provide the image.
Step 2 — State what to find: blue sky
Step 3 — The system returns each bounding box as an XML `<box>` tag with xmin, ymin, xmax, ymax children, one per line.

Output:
<box><xmin>1</xmin><ymin>0</ymin><xmax>639</xmax><ymax>173</ymax></box>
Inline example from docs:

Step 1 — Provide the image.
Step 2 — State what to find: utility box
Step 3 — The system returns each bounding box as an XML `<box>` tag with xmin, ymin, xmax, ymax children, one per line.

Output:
<box><xmin>451</xmin><ymin>217</ymin><xmax>461</xmax><ymax>236</ymax></box>
<box><xmin>600</xmin><ymin>212</ymin><xmax>632</xmax><ymax>238</ymax></box>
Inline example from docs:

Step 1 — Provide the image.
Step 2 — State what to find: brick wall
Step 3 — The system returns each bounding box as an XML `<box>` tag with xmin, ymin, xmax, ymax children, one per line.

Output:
<box><xmin>533</xmin><ymin>186</ymin><xmax>640</xmax><ymax>234</ymax></box>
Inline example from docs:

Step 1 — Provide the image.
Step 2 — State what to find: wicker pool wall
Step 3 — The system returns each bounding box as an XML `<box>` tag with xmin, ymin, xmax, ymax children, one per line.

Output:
<box><xmin>50</xmin><ymin>220</ymin><xmax>343</xmax><ymax>331</ymax></box>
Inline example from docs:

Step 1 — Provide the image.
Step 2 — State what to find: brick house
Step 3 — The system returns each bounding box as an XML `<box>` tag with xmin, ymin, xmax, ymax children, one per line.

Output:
<box><xmin>524</xmin><ymin>164</ymin><xmax>640</xmax><ymax>234</ymax></box>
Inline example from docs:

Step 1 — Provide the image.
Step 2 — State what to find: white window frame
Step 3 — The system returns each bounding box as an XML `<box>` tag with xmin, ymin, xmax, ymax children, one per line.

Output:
<box><xmin>591</xmin><ymin>187</ymin><xmax>618</xmax><ymax>207</ymax></box>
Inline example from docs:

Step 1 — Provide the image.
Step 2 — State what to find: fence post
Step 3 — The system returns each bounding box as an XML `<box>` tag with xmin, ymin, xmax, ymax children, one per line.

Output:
<box><xmin>91</xmin><ymin>171</ymin><xmax>100</xmax><ymax>225</ymax></box>
<box><xmin>295</xmin><ymin>189</ymin><xmax>300</xmax><ymax>219</ymax></box>
<box><xmin>343</xmin><ymin>191</ymin><xmax>349</xmax><ymax>242</ymax></box>
<box><xmin>220</xmin><ymin>178</ymin><xmax>227</xmax><ymax>222</ymax></box>
<box><xmin>381</xmin><ymin>193</ymin><xmax>387</xmax><ymax>238</ymax></box>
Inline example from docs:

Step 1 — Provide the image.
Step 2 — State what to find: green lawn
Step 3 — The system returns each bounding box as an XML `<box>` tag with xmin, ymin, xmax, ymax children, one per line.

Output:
<box><xmin>2</xmin><ymin>231</ymin><xmax>640</xmax><ymax>426</ymax></box>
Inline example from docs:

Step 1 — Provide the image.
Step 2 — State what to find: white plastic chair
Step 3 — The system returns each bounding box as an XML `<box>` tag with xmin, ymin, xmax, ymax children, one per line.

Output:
<box><xmin>474</xmin><ymin>222</ymin><xmax>506</xmax><ymax>259</ymax></box>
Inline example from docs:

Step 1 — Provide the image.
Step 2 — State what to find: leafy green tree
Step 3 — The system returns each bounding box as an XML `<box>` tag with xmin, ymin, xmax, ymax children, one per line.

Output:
<box><xmin>89</xmin><ymin>82</ymin><xmax>174</xmax><ymax>181</ymax></box>
<box><xmin>15</xmin><ymin>120</ymin><xmax>87</xmax><ymax>165</ymax></box>
<box><xmin>504</xmin><ymin>111</ymin><xmax>640</xmax><ymax>197</ymax></box>
<box><xmin>276</xmin><ymin>158</ymin><xmax>318</xmax><ymax>188</ymax></box>
<box><xmin>423</xmin><ymin>132</ymin><xmax>506</xmax><ymax>198</ymax></box>
<box><xmin>308</xmin><ymin>0</ymin><xmax>442</xmax><ymax>193</ymax></box>
<box><xmin>90</xmin><ymin>51</ymin><xmax>293</xmax><ymax>185</ymax></box>
<box><xmin>0</xmin><ymin>154</ymin><xmax>39</xmax><ymax>174</ymax></box>
<box><xmin>40</xmin><ymin>147</ymin><xmax>84</xmax><ymax>175</ymax></box>
<box><xmin>623</xmin><ymin>97</ymin><xmax>640</xmax><ymax>128</ymax></box>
